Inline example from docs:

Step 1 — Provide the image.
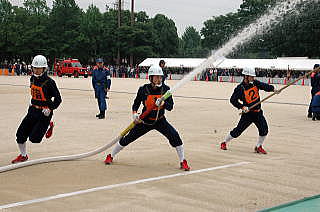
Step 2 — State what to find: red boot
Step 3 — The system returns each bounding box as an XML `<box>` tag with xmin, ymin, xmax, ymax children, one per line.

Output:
<box><xmin>255</xmin><ymin>146</ymin><xmax>267</xmax><ymax>154</ymax></box>
<box><xmin>104</xmin><ymin>154</ymin><xmax>113</xmax><ymax>165</ymax></box>
<box><xmin>180</xmin><ymin>159</ymin><xmax>190</xmax><ymax>171</ymax></box>
<box><xmin>11</xmin><ymin>154</ymin><xmax>28</xmax><ymax>164</ymax></box>
<box><xmin>45</xmin><ymin>121</ymin><xmax>54</xmax><ymax>139</ymax></box>
<box><xmin>220</xmin><ymin>142</ymin><xmax>227</xmax><ymax>150</ymax></box>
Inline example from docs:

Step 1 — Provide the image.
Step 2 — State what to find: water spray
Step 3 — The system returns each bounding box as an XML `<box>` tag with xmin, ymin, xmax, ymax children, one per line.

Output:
<box><xmin>0</xmin><ymin>0</ymin><xmax>314</xmax><ymax>173</ymax></box>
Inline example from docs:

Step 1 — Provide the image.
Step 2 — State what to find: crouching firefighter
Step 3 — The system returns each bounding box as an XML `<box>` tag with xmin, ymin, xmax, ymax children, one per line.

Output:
<box><xmin>12</xmin><ymin>55</ymin><xmax>62</xmax><ymax>163</ymax></box>
<box><xmin>104</xmin><ymin>65</ymin><xmax>190</xmax><ymax>171</ymax></box>
<box><xmin>220</xmin><ymin>67</ymin><xmax>280</xmax><ymax>154</ymax></box>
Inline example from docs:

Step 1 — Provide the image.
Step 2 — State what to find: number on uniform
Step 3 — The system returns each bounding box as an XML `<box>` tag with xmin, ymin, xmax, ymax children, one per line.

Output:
<box><xmin>31</xmin><ymin>85</ymin><xmax>46</xmax><ymax>101</ymax></box>
<box><xmin>244</xmin><ymin>86</ymin><xmax>259</xmax><ymax>104</ymax></box>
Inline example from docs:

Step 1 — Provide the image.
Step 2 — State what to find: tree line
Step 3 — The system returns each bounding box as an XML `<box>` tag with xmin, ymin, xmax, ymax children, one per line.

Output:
<box><xmin>0</xmin><ymin>0</ymin><xmax>318</xmax><ymax>66</ymax></box>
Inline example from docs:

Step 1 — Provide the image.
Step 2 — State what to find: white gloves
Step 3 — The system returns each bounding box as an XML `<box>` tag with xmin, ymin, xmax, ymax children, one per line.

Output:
<box><xmin>242</xmin><ymin>106</ymin><xmax>249</xmax><ymax>113</ymax></box>
<box><xmin>155</xmin><ymin>98</ymin><xmax>164</xmax><ymax>107</ymax></box>
<box><xmin>132</xmin><ymin>112</ymin><xmax>140</xmax><ymax>121</ymax></box>
<box><xmin>42</xmin><ymin>108</ymin><xmax>51</xmax><ymax>117</ymax></box>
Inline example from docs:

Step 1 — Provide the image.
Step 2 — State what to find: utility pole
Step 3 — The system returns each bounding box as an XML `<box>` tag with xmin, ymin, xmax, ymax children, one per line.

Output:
<box><xmin>117</xmin><ymin>0</ymin><xmax>121</xmax><ymax>65</ymax></box>
<box><xmin>131</xmin><ymin>0</ymin><xmax>134</xmax><ymax>25</ymax></box>
<box><xmin>130</xmin><ymin>0</ymin><xmax>134</xmax><ymax>68</ymax></box>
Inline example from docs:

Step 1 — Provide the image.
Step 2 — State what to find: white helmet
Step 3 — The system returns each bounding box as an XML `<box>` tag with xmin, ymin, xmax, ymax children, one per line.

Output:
<box><xmin>242</xmin><ymin>67</ymin><xmax>256</xmax><ymax>76</ymax></box>
<box><xmin>148</xmin><ymin>65</ymin><xmax>163</xmax><ymax>76</ymax></box>
<box><xmin>31</xmin><ymin>55</ymin><xmax>48</xmax><ymax>68</ymax></box>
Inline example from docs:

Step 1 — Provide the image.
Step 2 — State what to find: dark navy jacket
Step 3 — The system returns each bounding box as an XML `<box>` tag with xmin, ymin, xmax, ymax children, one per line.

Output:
<box><xmin>92</xmin><ymin>66</ymin><xmax>111</xmax><ymax>90</ymax></box>
<box><xmin>132</xmin><ymin>83</ymin><xmax>173</xmax><ymax>122</ymax></box>
<box><xmin>311</xmin><ymin>72</ymin><xmax>320</xmax><ymax>95</ymax></box>
<box><xmin>30</xmin><ymin>73</ymin><xmax>62</xmax><ymax>110</ymax></box>
<box><xmin>230</xmin><ymin>80</ymin><xmax>274</xmax><ymax>111</ymax></box>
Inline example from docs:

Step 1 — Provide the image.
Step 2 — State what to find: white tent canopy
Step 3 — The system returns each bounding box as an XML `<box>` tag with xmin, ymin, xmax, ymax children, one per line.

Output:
<box><xmin>139</xmin><ymin>57</ymin><xmax>320</xmax><ymax>71</ymax></box>
<box><xmin>138</xmin><ymin>58</ymin><xmax>206</xmax><ymax>68</ymax></box>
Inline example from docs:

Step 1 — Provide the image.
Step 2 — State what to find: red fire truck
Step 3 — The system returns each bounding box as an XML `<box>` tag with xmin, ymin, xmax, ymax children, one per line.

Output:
<box><xmin>54</xmin><ymin>58</ymin><xmax>90</xmax><ymax>78</ymax></box>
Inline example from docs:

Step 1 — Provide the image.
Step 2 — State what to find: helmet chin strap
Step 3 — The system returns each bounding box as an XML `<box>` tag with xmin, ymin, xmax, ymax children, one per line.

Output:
<box><xmin>33</xmin><ymin>68</ymin><xmax>46</xmax><ymax>77</ymax></box>
<box><xmin>33</xmin><ymin>73</ymin><xmax>42</xmax><ymax>77</ymax></box>
<box><xmin>151</xmin><ymin>82</ymin><xmax>162</xmax><ymax>88</ymax></box>
<box><xmin>33</xmin><ymin>72</ymin><xmax>44</xmax><ymax>77</ymax></box>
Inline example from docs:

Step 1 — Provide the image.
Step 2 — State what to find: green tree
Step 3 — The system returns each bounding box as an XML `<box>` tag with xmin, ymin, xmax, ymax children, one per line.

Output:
<box><xmin>201</xmin><ymin>0</ymin><xmax>320</xmax><ymax>58</ymax></box>
<box><xmin>99</xmin><ymin>9</ymin><xmax>119</xmax><ymax>64</ymax></box>
<box><xmin>0</xmin><ymin>0</ymin><xmax>13</xmax><ymax>60</ymax></box>
<box><xmin>201</xmin><ymin>12</ymin><xmax>241</xmax><ymax>50</ymax></box>
<box><xmin>117</xmin><ymin>11</ymin><xmax>157</xmax><ymax>64</ymax></box>
<box><xmin>266</xmin><ymin>1</ymin><xmax>320</xmax><ymax>58</ymax></box>
<box><xmin>232</xmin><ymin>0</ymin><xmax>319</xmax><ymax>58</ymax></box>
<box><xmin>151</xmin><ymin>14</ymin><xmax>179</xmax><ymax>57</ymax></box>
<box><xmin>6</xmin><ymin>6</ymin><xmax>30</xmax><ymax>59</ymax></box>
<box><xmin>131</xmin><ymin>20</ymin><xmax>156</xmax><ymax>63</ymax></box>
<box><xmin>80</xmin><ymin>4</ymin><xmax>103</xmax><ymax>62</ymax></box>
<box><xmin>180</xmin><ymin>26</ymin><xmax>207</xmax><ymax>57</ymax></box>
<box><xmin>19</xmin><ymin>0</ymin><xmax>50</xmax><ymax>61</ymax></box>
<box><xmin>47</xmin><ymin>0</ymin><xmax>82</xmax><ymax>59</ymax></box>
<box><xmin>23</xmin><ymin>0</ymin><xmax>49</xmax><ymax>15</ymax></box>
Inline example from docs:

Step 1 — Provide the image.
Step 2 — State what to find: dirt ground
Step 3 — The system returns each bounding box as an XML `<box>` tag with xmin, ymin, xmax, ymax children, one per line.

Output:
<box><xmin>0</xmin><ymin>76</ymin><xmax>319</xmax><ymax>212</ymax></box>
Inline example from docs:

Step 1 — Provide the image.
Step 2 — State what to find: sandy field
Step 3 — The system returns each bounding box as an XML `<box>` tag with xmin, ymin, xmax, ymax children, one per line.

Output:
<box><xmin>0</xmin><ymin>76</ymin><xmax>319</xmax><ymax>212</ymax></box>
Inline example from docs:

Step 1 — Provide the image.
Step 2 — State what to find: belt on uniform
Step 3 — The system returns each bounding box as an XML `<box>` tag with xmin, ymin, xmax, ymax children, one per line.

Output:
<box><xmin>251</xmin><ymin>109</ymin><xmax>261</xmax><ymax>112</ymax></box>
<box><xmin>147</xmin><ymin>115</ymin><xmax>164</xmax><ymax>121</ymax></box>
<box><xmin>32</xmin><ymin>105</ymin><xmax>48</xmax><ymax>109</ymax></box>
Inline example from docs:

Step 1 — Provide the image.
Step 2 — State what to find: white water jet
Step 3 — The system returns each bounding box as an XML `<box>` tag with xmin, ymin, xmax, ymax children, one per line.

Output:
<box><xmin>171</xmin><ymin>0</ymin><xmax>317</xmax><ymax>93</ymax></box>
<box><xmin>0</xmin><ymin>0</ymin><xmax>317</xmax><ymax>173</ymax></box>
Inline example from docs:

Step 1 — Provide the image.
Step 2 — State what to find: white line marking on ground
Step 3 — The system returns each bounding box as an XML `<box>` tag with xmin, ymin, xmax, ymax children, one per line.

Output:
<box><xmin>0</xmin><ymin>161</ymin><xmax>251</xmax><ymax>210</ymax></box>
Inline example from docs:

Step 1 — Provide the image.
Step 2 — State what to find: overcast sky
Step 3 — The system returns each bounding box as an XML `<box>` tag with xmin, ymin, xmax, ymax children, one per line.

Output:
<box><xmin>9</xmin><ymin>0</ymin><xmax>243</xmax><ymax>36</ymax></box>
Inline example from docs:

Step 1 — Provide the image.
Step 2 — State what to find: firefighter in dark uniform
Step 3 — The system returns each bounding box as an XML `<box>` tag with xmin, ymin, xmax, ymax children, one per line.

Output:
<box><xmin>92</xmin><ymin>58</ymin><xmax>111</xmax><ymax>119</ymax></box>
<box><xmin>159</xmin><ymin>59</ymin><xmax>167</xmax><ymax>83</ymax></box>
<box><xmin>308</xmin><ymin>64</ymin><xmax>320</xmax><ymax>118</ymax></box>
<box><xmin>311</xmin><ymin>91</ymin><xmax>320</xmax><ymax>120</ymax></box>
<box><xmin>12</xmin><ymin>55</ymin><xmax>62</xmax><ymax>163</ymax></box>
<box><xmin>104</xmin><ymin>65</ymin><xmax>190</xmax><ymax>171</ymax></box>
<box><xmin>220</xmin><ymin>67</ymin><xmax>280</xmax><ymax>154</ymax></box>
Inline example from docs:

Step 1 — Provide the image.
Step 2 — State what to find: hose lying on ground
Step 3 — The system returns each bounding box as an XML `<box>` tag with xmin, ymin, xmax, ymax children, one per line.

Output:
<box><xmin>0</xmin><ymin>92</ymin><xmax>171</xmax><ymax>173</ymax></box>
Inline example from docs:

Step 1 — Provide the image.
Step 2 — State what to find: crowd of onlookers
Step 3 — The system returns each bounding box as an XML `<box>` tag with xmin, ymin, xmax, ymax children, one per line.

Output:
<box><xmin>0</xmin><ymin>62</ymin><xmax>32</xmax><ymax>75</ymax></box>
<box><xmin>1</xmin><ymin>61</ymin><xmax>309</xmax><ymax>80</ymax></box>
<box><xmin>201</xmin><ymin>68</ymin><xmax>308</xmax><ymax>81</ymax></box>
